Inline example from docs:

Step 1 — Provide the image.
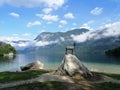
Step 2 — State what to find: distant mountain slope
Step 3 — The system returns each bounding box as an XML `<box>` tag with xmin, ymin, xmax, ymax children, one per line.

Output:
<box><xmin>19</xmin><ymin>26</ymin><xmax>120</xmax><ymax>63</ymax></box>
<box><xmin>35</xmin><ymin>28</ymin><xmax>89</xmax><ymax>42</ymax></box>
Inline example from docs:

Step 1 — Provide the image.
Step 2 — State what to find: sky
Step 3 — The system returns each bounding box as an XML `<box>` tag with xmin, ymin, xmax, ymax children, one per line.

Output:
<box><xmin>0</xmin><ymin>0</ymin><xmax>120</xmax><ymax>41</ymax></box>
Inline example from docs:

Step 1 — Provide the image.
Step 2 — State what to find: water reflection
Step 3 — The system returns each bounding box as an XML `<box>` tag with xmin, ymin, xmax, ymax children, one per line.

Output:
<box><xmin>0</xmin><ymin>55</ymin><xmax>16</xmax><ymax>63</ymax></box>
<box><xmin>0</xmin><ymin>53</ymin><xmax>120</xmax><ymax>73</ymax></box>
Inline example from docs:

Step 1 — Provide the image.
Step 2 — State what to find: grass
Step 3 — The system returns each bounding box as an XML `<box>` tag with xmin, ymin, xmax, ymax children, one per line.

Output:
<box><xmin>93</xmin><ymin>82</ymin><xmax>120</xmax><ymax>90</ymax></box>
<box><xmin>0</xmin><ymin>71</ymin><xmax>120</xmax><ymax>90</ymax></box>
<box><xmin>102</xmin><ymin>73</ymin><xmax>120</xmax><ymax>80</ymax></box>
<box><xmin>0</xmin><ymin>81</ymin><xmax>63</xmax><ymax>90</ymax></box>
<box><xmin>0</xmin><ymin>69</ymin><xmax>52</xmax><ymax>83</ymax></box>
<box><xmin>1</xmin><ymin>81</ymin><xmax>120</xmax><ymax>90</ymax></box>
<box><xmin>92</xmin><ymin>72</ymin><xmax>120</xmax><ymax>80</ymax></box>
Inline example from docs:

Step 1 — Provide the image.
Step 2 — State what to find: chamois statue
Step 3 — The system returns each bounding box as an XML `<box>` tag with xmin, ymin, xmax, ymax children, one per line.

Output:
<box><xmin>66</xmin><ymin>42</ymin><xmax>76</xmax><ymax>55</ymax></box>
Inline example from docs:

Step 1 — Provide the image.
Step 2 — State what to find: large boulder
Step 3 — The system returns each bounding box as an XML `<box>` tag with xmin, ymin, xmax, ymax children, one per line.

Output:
<box><xmin>54</xmin><ymin>54</ymin><xmax>93</xmax><ymax>77</ymax></box>
<box><xmin>21</xmin><ymin>60</ymin><xmax>44</xmax><ymax>71</ymax></box>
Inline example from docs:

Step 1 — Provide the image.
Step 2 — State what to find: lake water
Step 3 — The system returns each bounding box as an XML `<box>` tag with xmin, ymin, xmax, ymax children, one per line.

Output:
<box><xmin>0</xmin><ymin>53</ymin><xmax>120</xmax><ymax>74</ymax></box>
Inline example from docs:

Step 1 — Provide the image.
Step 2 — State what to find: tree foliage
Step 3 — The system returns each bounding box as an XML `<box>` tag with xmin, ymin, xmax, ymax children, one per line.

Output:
<box><xmin>0</xmin><ymin>42</ymin><xmax>17</xmax><ymax>56</ymax></box>
<box><xmin>105</xmin><ymin>47</ymin><xmax>120</xmax><ymax>57</ymax></box>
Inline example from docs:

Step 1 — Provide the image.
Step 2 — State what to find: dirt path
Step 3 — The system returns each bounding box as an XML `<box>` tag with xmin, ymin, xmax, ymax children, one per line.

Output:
<box><xmin>0</xmin><ymin>73</ymin><xmax>120</xmax><ymax>89</ymax></box>
<box><xmin>0</xmin><ymin>73</ymin><xmax>74</xmax><ymax>89</ymax></box>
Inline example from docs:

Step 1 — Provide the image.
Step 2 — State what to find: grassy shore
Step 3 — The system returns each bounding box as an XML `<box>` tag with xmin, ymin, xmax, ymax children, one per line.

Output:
<box><xmin>0</xmin><ymin>69</ymin><xmax>52</xmax><ymax>83</ymax></box>
<box><xmin>92</xmin><ymin>71</ymin><xmax>120</xmax><ymax>80</ymax></box>
<box><xmin>0</xmin><ymin>70</ymin><xmax>120</xmax><ymax>90</ymax></box>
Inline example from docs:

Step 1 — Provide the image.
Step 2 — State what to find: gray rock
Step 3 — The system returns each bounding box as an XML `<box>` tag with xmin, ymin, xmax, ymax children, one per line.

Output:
<box><xmin>21</xmin><ymin>60</ymin><xmax>44</xmax><ymax>71</ymax></box>
<box><xmin>54</xmin><ymin>54</ymin><xmax>93</xmax><ymax>77</ymax></box>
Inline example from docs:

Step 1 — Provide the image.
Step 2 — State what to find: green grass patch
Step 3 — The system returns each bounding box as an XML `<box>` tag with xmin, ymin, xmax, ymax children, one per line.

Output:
<box><xmin>93</xmin><ymin>82</ymin><xmax>120</xmax><ymax>90</ymax></box>
<box><xmin>102</xmin><ymin>73</ymin><xmax>120</xmax><ymax>80</ymax></box>
<box><xmin>0</xmin><ymin>81</ymin><xmax>62</xmax><ymax>90</ymax></box>
<box><xmin>0</xmin><ymin>69</ymin><xmax>52</xmax><ymax>83</ymax></box>
<box><xmin>1</xmin><ymin>81</ymin><xmax>120</xmax><ymax>90</ymax></box>
<box><xmin>92</xmin><ymin>72</ymin><xmax>120</xmax><ymax>80</ymax></box>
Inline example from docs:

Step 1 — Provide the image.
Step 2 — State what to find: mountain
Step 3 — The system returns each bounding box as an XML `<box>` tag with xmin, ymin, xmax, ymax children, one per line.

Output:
<box><xmin>21</xmin><ymin>28</ymin><xmax>89</xmax><ymax>53</ymax></box>
<box><xmin>35</xmin><ymin>28</ymin><xmax>89</xmax><ymax>42</ymax></box>
<box><xmin>19</xmin><ymin>27</ymin><xmax>120</xmax><ymax>63</ymax></box>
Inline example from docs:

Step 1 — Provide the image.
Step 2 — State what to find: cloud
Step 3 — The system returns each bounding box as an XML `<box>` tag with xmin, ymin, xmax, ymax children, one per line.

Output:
<box><xmin>22</xmin><ymin>33</ymin><xmax>31</xmax><ymax>37</ymax></box>
<box><xmin>72</xmin><ymin>23</ymin><xmax>77</xmax><ymax>26</ymax></box>
<box><xmin>58</xmin><ymin>20</ymin><xmax>67</xmax><ymax>28</ymax></box>
<box><xmin>35</xmin><ymin>41</ymin><xmax>57</xmax><ymax>47</ymax></box>
<box><xmin>101</xmin><ymin>21</ymin><xmax>120</xmax><ymax>37</ymax></box>
<box><xmin>9</xmin><ymin>12</ymin><xmax>20</xmax><ymax>18</ymax></box>
<box><xmin>43</xmin><ymin>0</ymin><xmax>66</xmax><ymax>9</ymax></box>
<box><xmin>0</xmin><ymin>35</ymin><xmax>58</xmax><ymax>50</ymax></box>
<box><xmin>71</xmin><ymin>21</ymin><xmax>120</xmax><ymax>43</ymax></box>
<box><xmin>80</xmin><ymin>20</ymin><xmax>94</xmax><ymax>30</ymax></box>
<box><xmin>59</xmin><ymin>20</ymin><xmax>67</xmax><ymax>25</ymax></box>
<box><xmin>41</xmin><ymin>14</ymin><xmax>59</xmax><ymax>22</ymax></box>
<box><xmin>58</xmin><ymin>25</ymin><xmax>63</xmax><ymax>28</ymax></box>
<box><xmin>0</xmin><ymin>0</ymin><xmax>66</xmax><ymax>9</ymax></box>
<box><xmin>27</xmin><ymin>21</ymin><xmax>41</xmax><ymax>27</ymax></box>
<box><xmin>0</xmin><ymin>33</ymin><xmax>32</xmax><ymax>42</ymax></box>
<box><xmin>47</xmin><ymin>21</ymin><xmax>52</xmax><ymax>24</ymax></box>
<box><xmin>80</xmin><ymin>24</ymin><xmax>92</xmax><ymax>30</ymax></box>
<box><xmin>36</xmin><ymin>13</ymin><xmax>59</xmax><ymax>22</ymax></box>
<box><xmin>90</xmin><ymin>7</ymin><xmax>103</xmax><ymax>15</ymax></box>
<box><xmin>80</xmin><ymin>23</ymin><xmax>91</xmax><ymax>29</ymax></box>
<box><xmin>12</xmin><ymin>40</ymin><xmax>57</xmax><ymax>50</ymax></box>
<box><xmin>39</xmin><ymin>30</ymin><xmax>46</xmax><ymax>33</ymax></box>
<box><xmin>64</xmin><ymin>13</ymin><xmax>74</xmax><ymax>19</ymax></box>
<box><xmin>0</xmin><ymin>36</ymin><xmax>22</xmax><ymax>42</ymax></box>
<box><xmin>42</xmin><ymin>8</ymin><xmax>53</xmax><ymax>14</ymax></box>
<box><xmin>36</xmin><ymin>14</ymin><xmax>43</xmax><ymax>17</ymax></box>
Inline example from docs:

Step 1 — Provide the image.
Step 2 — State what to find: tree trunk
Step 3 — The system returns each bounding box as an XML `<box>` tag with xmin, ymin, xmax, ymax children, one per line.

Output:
<box><xmin>54</xmin><ymin>54</ymin><xmax>93</xmax><ymax>77</ymax></box>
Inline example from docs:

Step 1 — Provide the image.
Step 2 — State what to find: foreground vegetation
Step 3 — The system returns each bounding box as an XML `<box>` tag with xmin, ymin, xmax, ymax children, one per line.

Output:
<box><xmin>105</xmin><ymin>46</ymin><xmax>120</xmax><ymax>57</ymax></box>
<box><xmin>93</xmin><ymin>82</ymin><xmax>120</xmax><ymax>90</ymax></box>
<box><xmin>93</xmin><ymin>71</ymin><xmax>120</xmax><ymax>80</ymax></box>
<box><xmin>1</xmin><ymin>81</ymin><xmax>120</xmax><ymax>90</ymax></box>
<box><xmin>0</xmin><ymin>70</ymin><xmax>120</xmax><ymax>90</ymax></box>
<box><xmin>0</xmin><ymin>70</ymin><xmax>51</xmax><ymax>83</ymax></box>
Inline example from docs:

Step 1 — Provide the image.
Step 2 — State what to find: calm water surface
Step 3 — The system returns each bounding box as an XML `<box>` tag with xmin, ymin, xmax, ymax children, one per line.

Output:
<box><xmin>0</xmin><ymin>54</ymin><xmax>120</xmax><ymax>74</ymax></box>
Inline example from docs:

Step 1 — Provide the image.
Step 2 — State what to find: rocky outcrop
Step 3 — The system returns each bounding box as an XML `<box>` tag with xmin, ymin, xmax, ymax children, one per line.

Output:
<box><xmin>4</xmin><ymin>52</ymin><xmax>14</xmax><ymax>58</ymax></box>
<box><xmin>21</xmin><ymin>61</ymin><xmax>44</xmax><ymax>71</ymax></box>
<box><xmin>54</xmin><ymin>54</ymin><xmax>93</xmax><ymax>77</ymax></box>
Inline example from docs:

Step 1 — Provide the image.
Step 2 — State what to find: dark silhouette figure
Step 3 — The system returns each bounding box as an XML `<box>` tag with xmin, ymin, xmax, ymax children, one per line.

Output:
<box><xmin>66</xmin><ymin>42</ymin><xmax>76</xmax><ymax>54</ymax></box>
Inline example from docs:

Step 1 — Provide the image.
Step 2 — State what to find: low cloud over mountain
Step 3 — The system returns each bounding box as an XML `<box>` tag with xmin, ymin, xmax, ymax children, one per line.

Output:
<box><xmin>71</xmin><ymin>22</ymin><xmax>120</xmax><ymax>43</ymax></box>
<box><xmin>1</xmin><ymin>22</ymin><xmax>120</xmax><ymax>50</ymax></box>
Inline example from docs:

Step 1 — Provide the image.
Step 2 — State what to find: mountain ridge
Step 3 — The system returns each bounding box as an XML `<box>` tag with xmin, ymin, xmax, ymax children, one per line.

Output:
<box><xmin>34</xmin><ymin>28</ymin><xmax>89</xmax><ymax>42</ymax></box>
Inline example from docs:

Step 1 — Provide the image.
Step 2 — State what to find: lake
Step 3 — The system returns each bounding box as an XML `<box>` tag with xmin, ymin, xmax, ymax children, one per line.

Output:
<box><xmin>0</xmin><ymin>53</ymin><xmax>120</xmax><ymax>74</ymax></box>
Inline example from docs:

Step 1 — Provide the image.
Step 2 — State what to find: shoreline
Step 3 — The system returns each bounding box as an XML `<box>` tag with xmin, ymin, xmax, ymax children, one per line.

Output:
<box><xmin>0</xmin><ymin>63</ymin><xmax>120</xmax><ymax>74</ymax></box>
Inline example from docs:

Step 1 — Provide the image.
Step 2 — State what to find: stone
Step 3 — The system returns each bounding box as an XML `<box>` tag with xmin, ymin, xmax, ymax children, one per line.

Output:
<box><xmin>4</xmin><ymin>52</ymin><xmax>14</xmax><ymax>58</ymax></box>
<box><xmin>21</xmin><ymin>60</ymin><xmax>44</xmax><ymax>71</ymax></box>
<box><xmin>54</xmin><ymin>54</ymin><xmax>93</xmax><ymax>77</ymax></box>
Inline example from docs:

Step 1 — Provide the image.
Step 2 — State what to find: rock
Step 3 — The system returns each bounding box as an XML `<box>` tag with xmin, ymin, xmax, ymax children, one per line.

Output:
<box><xmin>21</xmin><ymin>60</ymin><xmax>44</xmax><ymax>71</ymax></box>
<box><xmin>54</xmin><ymin>54</ymin><xmax>93</xmax><ymax>77</ymax></box>
<box><xmin>4</xmin><ymin>52</ymin><xmax>14</xmax><ymax>58</ymax></box>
